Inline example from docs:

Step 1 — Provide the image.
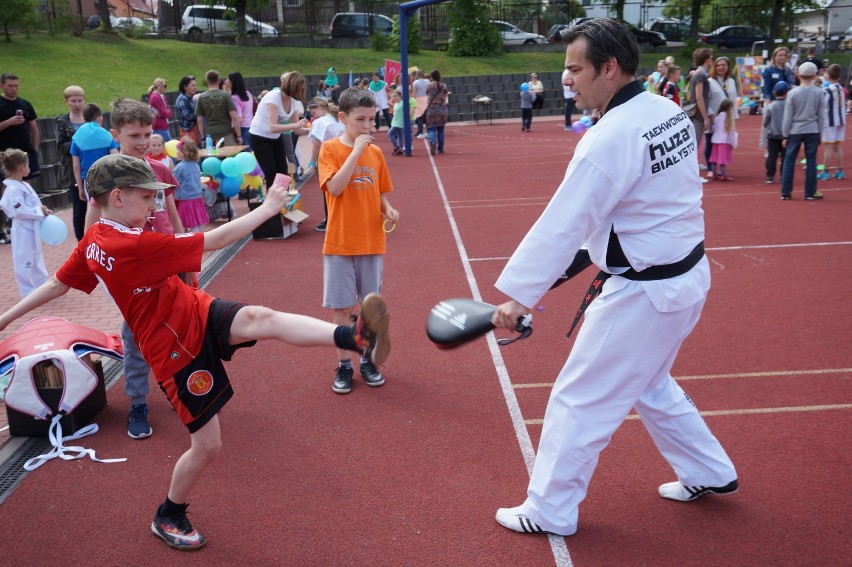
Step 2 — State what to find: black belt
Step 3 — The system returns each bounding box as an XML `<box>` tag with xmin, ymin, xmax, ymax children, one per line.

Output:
<box><xmin>565</xmin><ymin>241</ymin><xmax>705</xmax><ymax>338</ymax></box>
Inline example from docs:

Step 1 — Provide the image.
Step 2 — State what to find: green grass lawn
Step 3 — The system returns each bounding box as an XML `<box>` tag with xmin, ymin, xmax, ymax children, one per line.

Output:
<box><xmin>5</xmin><ymin>32</ymin><xmax>682</xmax><ymax>116</ymax></box>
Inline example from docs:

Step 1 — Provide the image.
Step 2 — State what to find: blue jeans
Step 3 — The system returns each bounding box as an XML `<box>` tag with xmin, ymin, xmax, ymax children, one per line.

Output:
<box><xmin>428</xmin><ymin>126</ymin><xmax>445</xmax><ymax>153</ymax></box>
<box><xmin>781</xmin><ymin>133</ymin><xmax>820</xmax><ymax>198</ymax></box>
<box><xmin>121</xmin><ymin>321</ymin><xmax>150</xmax><ymax>406</ymax></box>
<box><xmin>388</xmin><ymin>126</ymin><xmax>403</xmax><ymax>150</ymax></box>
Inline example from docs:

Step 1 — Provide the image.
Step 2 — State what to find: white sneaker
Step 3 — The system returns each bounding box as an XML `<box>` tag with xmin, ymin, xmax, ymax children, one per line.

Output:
<box><xmin>700</xmin><ymin>177</ymin><xmax>709</xmax><ymax>184</ymax></box>
<box><xmin>416</xmin><ymin>133</ymin><xmax>428</xmax><ymax>139</ymax></box>
<box><xmin>698</xmin><ymin>163</ymin><xmax>708</xmax><ymax>171</ymax></box>
<box><xmin>495</xmin><ymin>507</ymin><xmax>549</xmax><ymax>534</ymax></box>
<box><xmin>706</xmin><ymin>171</ymin><xmax>715</xmax><ymax>178</ymax></box>
<box><xmin>658</xmin><ymin>479</ymin><xmax>739</xmax><ymax>502</ymax></box>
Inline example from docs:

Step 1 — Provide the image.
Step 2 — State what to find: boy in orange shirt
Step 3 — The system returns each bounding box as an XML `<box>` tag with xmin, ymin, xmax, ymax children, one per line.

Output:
<box><xmin>318</xmin><ymin>87</ymin><xmax>399</xmax><ymax>394</ymax></box>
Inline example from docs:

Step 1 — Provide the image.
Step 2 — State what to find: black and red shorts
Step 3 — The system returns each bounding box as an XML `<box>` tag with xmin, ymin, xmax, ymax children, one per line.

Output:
<box><xmin>159</xmin><ymin>299</ymin><xmax>257</xmax><ymax>433</ymax></box>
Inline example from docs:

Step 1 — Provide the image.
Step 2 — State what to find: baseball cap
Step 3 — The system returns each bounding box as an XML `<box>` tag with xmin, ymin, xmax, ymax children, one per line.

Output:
<box><xmin>86</xmin><ymin>154</ymin><xmax>175</xmax><ymax>196</ymax></box>
<box><xmin>797</xmin><ymin>61</ymin><xmax>818</xmax><ymax>77</ymax></box>
<box><xmin>773</xmin><ymin>81</ymin><xmax>791</xmax><ymax>95</ymax></box>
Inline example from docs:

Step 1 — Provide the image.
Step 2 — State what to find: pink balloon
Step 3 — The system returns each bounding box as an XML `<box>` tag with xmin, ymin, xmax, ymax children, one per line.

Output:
<box><xmin>571</xmin><ymin>121</ymin><xmax>587</xmax><ymax>134</ymax></box>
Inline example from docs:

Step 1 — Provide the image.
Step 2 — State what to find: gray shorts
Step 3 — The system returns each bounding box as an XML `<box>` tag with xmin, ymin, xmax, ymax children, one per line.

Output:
<box><xmin>323</xmin><ymin>254</ymin><xmax>383</xmax><ymax>309</ymax></box>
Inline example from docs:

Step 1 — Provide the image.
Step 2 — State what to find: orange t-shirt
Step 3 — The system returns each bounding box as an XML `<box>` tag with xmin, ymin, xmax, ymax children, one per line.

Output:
<box><xmin>319</xmin><ymin>138</ymin><xmax>393</xmax><ymax>256</ymax></box>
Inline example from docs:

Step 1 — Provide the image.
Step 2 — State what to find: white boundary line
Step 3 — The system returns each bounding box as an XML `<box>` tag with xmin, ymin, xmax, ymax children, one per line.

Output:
<box><xmin>523</xmin><ymin>404</ymin><xmax>852</xmax><ymax>425</ymax></box>
<box><xmin>512</xmin><ymin>368</ymin><xmax>852</xmax><ymax>389</ymax></box>
<box><xmin>426</xmin><ymin>144</ymin><xmax>573</xmax><ymax>567</ymax></box>
<box><xmin>467</xmin><ymin>241</ymin><xmax>852</xmax><ymax>263</ymax></box>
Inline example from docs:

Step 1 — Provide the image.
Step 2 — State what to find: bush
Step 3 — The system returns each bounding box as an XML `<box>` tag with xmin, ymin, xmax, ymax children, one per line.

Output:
<box><xmin>680</xmin><ymin>38</ymin><xmax>703</xmax><ymax>61</ymax></box>
<box><xmin>448</xmin><ymin>0</ymin><xmax>502</xmax><ymax>57</ymax></box>
<box><xmin>371</xmin><ymin>31</ymin><xmax>391</xmax><ymax>51</ymax></box>
<box><xmin>392</xmin><ymin>11</ymin><xmax>422</xmax><ymax>54</ymax></box>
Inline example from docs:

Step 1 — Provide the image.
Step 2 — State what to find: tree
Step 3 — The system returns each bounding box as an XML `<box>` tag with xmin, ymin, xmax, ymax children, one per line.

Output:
<box><xmin>97</xmin><ymin>0</ymin><xmax>112</xmax><ymax>32</ymax></box>
<box><xmin>214</xmin><ymin>0</ymin><xmax>270</xmax><ymax>42</ymax></box>
<box><xmin>0</xmin><ymin>0</ymin><xmax>39</xmax><ymax>42</ymax></box>
<box><xmin>448</xmin><ymin>0</ymin><xmax>502</xmax><ymax>57</ymax></box>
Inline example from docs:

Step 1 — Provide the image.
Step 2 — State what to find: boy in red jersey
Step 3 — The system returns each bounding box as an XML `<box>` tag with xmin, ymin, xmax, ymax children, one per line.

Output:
<box><xmin>83</xmin><ymin>97</ymin><xmax>186</xmax><ymax>440</ymax></box>
<box><xmin>0</xmin><ymin>154</ymin><xmax>391</xmax><ymax>551</ymax></box>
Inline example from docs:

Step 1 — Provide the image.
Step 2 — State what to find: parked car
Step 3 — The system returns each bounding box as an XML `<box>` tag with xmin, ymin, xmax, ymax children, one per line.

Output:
<box><xmin>329</xmin><ymin>12</ymin><xmax>393</xmax><ymax>38</ymax></box>
<box><xmin>85</xmin><ymin>15</ymin><xmax>118</xmax><ymax>30</ymax></box>
<box><xmin>647</xmin><ymin>19</ymin><xmax>690</xmax><ymax>45</ymax></box>
<box><xmin>491</xmin><ymin>20</ymin><xmax>545</xmax><ymax>46</ymax></box>
<box><xmin>698</xmin><ymin>26</ymin><xmax>769</xmax><ymax>49</ymax></box>
<box><xmin>114</xmin><ymin>17</ymin><xmax>146</xmax><ymax>32</ymax></box>
<box><xmin>546</xmin><ymin>23</ymin><xmax>570</xmax><ymax>43</ymax></box>
<box><xmin>618</xmin><ymin>20</ymin><xmax>667</xmax><ymax>47</ymax></box>
<box><xmin>181</xmin><ymin>4</ymin><xmax>278</xmax><ymax>40</ymax></box>
<box><xmin>552</xmin><ymin>18</ymin><xmax>665</xmax><ymax>47</ymax></box>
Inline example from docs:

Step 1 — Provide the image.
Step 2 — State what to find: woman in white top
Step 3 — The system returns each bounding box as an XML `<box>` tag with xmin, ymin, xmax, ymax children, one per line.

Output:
<box><xmin>528</xmin><ymin>72</ymin><xmax>544</xmax><ymax>109</ymax></box>
<box><xmin>706</xmin><ymin>56</ymin><xmax>738</xmax><ymax>175</ymax></box>
<box><xmin>248</xmin><ymin>72</ymin><xmax>308</xmax><ymax>186</ymax></box>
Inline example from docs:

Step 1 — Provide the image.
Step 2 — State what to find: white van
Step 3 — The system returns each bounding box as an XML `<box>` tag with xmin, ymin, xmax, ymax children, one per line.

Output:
<box><xmin>181</xmin><ymin>4</ymin><xmax>278</xmax><ymax>40</ymax></box>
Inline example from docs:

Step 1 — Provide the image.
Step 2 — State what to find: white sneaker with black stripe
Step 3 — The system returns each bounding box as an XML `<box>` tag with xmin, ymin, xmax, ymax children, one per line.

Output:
<box><xmin>658</xmin><ymin>479</ymin><xmax>739</xmax><ymax>501</ymax></box>
<box><xmin>495</xmin><ymin>506</ymin><xmax>550</xmax><ymax>534</ymax></box>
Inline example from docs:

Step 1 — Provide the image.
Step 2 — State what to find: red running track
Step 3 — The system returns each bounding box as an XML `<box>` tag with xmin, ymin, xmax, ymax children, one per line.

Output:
<box><xmin>0</xmin><ymin>114</ymin><xmax>850</xmax><ymax>566</ymax></box>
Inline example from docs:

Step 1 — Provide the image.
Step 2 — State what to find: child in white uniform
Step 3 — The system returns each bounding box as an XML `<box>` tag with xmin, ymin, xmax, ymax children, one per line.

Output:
<box><xmin>0</xmin><ymin>149</ymin><xmax>52</xmax><ymax>296</ymax></box>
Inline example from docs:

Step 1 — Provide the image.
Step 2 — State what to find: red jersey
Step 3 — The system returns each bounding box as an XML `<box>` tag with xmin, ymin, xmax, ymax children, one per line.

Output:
<box><xmin>55</xmin><ymin>218</ymin><xmax>213</xmax><ymax>380</ymax></box>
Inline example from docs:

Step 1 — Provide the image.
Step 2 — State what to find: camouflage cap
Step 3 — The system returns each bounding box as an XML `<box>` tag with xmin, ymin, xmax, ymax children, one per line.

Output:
<box><xmin>86</xmin><ymin>154</ymin><xmax>174</xmax><ymax>196</ymax></box>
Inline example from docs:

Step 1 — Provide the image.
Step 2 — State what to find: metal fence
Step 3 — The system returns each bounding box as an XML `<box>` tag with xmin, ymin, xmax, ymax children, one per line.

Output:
<box><xmin>157</xmin><ymin>0</ymin><xmax>548</xmax><ymax>38</ymax></box>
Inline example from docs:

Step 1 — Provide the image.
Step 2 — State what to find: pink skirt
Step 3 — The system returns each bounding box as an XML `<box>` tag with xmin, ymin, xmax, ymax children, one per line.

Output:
<box><xmin>709</xmin><ymin>143</ymin><xmax>733</xmax><ymax>165</ymax></box>
<box><xmin>177</xmin><ymin>197</ymin><xmax>210</xmax><ymax>228</ymax></box>
<box><xmin>415</xmin><ymin>95</ymin><xmax>427</xmax><ymax>118</ymax></box>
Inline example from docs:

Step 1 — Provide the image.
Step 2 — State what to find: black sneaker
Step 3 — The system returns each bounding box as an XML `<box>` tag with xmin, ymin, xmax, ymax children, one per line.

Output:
<box><xmin>151</xmin><ymin>503</ymin><xmax>206</xmax><ymax>550</ymax></box>
<box><xmin>764</xmin><ymin>176</ymin><xmax>773</xmax><ymax>184</ymax></box>
<box><xmin>430</xmin><ymin>141</ymin><xmax>436</xmax><ymax>156</ymax></box>
<box><xmin>359</xmin><ymin>361</ymin><xmax>385</xmax><ymax>387</ymax></box>
<box><xmin>315</xmin><ymin>219</ymin><xmax>327</xmax><ymax>232</ymax></box>
<box><xmin>805</xmin><ymin>192</ymin><xmax>824</xmax><ymax>200</ymax></box>
<box><xmin>332</xmin><ymin>366</ymin><xmax>353</xmax><ymax>394</ymax></box>
<box><xmin>353</xmin><ymin>293</ymin><xmax>390</xmax><ymax>366</ymax></box>
<box><xmin>128</xmin><ymin>403</ymin><xmax>153</xmax><ymax>439</ymax></box>
<box><xmin>780</xmin><ymin>194</ymin><xmax>792</xmax><ymax>200</ymax></box>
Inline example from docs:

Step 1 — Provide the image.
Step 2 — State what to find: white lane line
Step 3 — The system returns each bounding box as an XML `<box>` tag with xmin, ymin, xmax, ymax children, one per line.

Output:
<box><xmin>706</xmin><ymin>241</ymin><xmax>852</xmax><ymax>251</ymax></box>
<box><xmin>468</xmin><ymin>241</ymin><xmax>852</xmax><ymax>263</ymax></box>
<box><xmin>427</xmin><ymin>143</ymin><xmax>573</xmax><ymax>567</ymax></box>
<box><xmin>512</xmin><ymin>368</ymin><xmax>852</xmax><ymax>389</ymax></box>
<box><xmin>523</xmin><ymin>404</ymin><xmax>852</xmax><ymax>425</ymax></box>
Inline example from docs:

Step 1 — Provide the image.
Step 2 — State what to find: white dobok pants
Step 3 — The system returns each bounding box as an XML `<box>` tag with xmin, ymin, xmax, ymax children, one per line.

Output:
<box><xmin>520</xmin><ymin>278</ymin><xmax>737</xmax><ymax>535</ymax></box>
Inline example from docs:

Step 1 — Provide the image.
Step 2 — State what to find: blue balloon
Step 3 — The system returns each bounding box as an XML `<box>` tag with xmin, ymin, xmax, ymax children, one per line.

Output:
<box><xmin>235</xmin><ymin>152</ymin><xmax>257</xmax><ymax>175</ymax></box>
<box><xmin>220</xmin><ymin>175</ymin><xmax>241</xmax><ymax>198</ymax></box>
<box><xmin>201</xmin><ymin>157</ymin><xmax>221</xmax><ymax>176</ymax></box>
<box><xmin>579</xmin><ymin>115</ymin><xmax>592</xmax><ymax>125</ymax></box>
<box><xmin>571</xmin><ymin>120</ymin><xmax>587</xmax><ymax>134</ymax></box>
<box><xmin>520</xmin><ymin>82</ymin><xmax>529</xmax><ymax>92</ymax></box>
<box><xmin>220</xmin><ymin>157</ymin><xmax>241</xmax><ymax>178</ymax></box>
<box><xmin>40</xmin><ymin>215</ymin><xmax>68</xmax><ymax>246</ymax></box>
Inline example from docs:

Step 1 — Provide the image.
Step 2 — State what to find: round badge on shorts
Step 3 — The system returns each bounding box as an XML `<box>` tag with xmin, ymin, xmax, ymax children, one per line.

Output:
<box><xmin>187</xmin><ymin>370</ymin><xmax>214</xmax><ymax>396</ymax></box>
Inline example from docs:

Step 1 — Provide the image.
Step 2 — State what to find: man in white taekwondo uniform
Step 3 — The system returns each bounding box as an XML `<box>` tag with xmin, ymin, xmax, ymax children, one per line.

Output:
<box><xmin>491</xmin><ymin>18</ymin><xmax>738</xmax><ymax>537</ymax></box>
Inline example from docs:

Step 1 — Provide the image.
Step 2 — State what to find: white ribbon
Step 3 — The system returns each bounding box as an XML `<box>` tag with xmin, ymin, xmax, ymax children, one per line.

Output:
<box><xmin>23</xmin><ymin>414</ymin><xmax>127</xmax><ymax>471</ymax></box>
